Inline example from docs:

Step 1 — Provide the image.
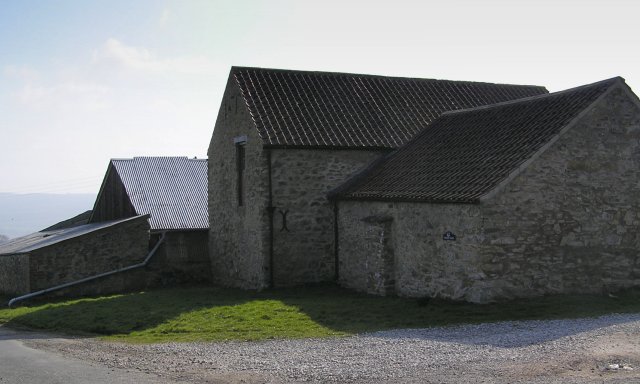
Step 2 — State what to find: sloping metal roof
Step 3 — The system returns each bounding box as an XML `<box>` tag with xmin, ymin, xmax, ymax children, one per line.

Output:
<box><xmin>233</xmin><ymin>67</ymin><xmax>548</xmax><ymax>149</ymax></box>
<box><xmin>332</xmin><ymin>77</ymin><xmax>621</xmax><ymax>203</ymax></box>
<box><xmin>41</xmin><ymin>210</ymin><xmax>92</xmax><ymax>231</ymax></box>
<box><xmin>111</xmin><ymin>157</ymin><xmax>208</xmax><ymax>231</ymax></box>
<box><xmin>0</xmin><ymin>215</ymin><xmax>148</xmax><ymax>255</ymax></box>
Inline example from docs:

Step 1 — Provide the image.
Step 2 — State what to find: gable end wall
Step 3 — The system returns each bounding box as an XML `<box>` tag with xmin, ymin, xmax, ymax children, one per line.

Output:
<box><xmin>91</xmin><ymin>166</ymin><xmax>137</xmax><ymax>223</ymax></box>
<box><xmin>208</xmin><ymin>73</ymin><xmax>270</xmax><ymax>289</ymax></box>
<box><xmin>477</xmin><ymin>84</ymin><xmax>640</xmax><ymax>299</ymax></box>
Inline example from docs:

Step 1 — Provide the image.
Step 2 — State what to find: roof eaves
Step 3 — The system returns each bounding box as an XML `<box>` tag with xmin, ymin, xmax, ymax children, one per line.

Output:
<box><xmin>336</xmin><ymin>194</ymin><xmax>480</xmax><ymax>204</ymax></box>
<box><xmin>329</xmin><ymin>118</ymin><xmax>442</xmax><ymax>200</ymax></box>
<box><xmin>265</xmin><ymin>143</ymin><xmax>395</xmax><ymax>151</ymax></box>
<box><xmin>328</xmin><ymin>148</ymin><xmax>399</xmax><ymax>200</ymax></box>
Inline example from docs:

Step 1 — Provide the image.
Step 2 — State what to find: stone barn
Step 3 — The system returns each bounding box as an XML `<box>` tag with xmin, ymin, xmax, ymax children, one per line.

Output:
<box><xmin>330</xmin><ymin>77</ymin><xmax>640</xmax><ymax>303</ymax></box>
<box><xmin>91</xmin><ymin>156</ymin><xmax>211</xmax><ymax>284</ymax></box>
<box><xmin>208</xmin><ymin>67</ymin><xmax>548</xmax><ymax>289</ymax></box>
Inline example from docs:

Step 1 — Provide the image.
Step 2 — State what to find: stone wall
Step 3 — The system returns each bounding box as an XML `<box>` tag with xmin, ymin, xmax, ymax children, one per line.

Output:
<box><xmin>28</xmin><ymin>216</ymin><xmax>150</xmax><ymax>293</ymax></box>
<box><xmin>270</xmin><ymin>148</ymin><xmax>386</xmax><ymax>286</ymax></box>
<box><xmin>208</xmin><ymin>73</ymin><xmax>270</xmax><ymax>289</ymax></box>
<box><xmin>51</xmin><ymin>231</ymin><xmax>209</xmax><ymax>298</ymax></box>
<box><xmin>338</xmin><ymin>84</ymin><xmax>640</xmax><ymax>303</ymax></box>
<box><xmin>152</xmin><ymin>231</ymin><xmax>211</xmax><ymax>284</ymax></box>
<box><xmin>208</xmin><ymin>72</ymin><xmax>389</xmax><ymax>289</ymax></box>
<box><xmin>0</xmin><ymin>254</ymin><xmax>30</xmax><ymax>295</ymax></box>
<box><xmin>339</xmin><ymin>202</ymin><xmax>480</xmax><ymax>299</ymax></box>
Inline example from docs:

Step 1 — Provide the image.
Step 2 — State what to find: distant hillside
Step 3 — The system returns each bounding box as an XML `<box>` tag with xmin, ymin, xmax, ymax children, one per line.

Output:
<box><xmin>0</xmin><ymin>234</ymin><xmax>8</xmax><ymax>244</ymax></box>
<box><xmin>0</xmin><ymin>193</ymin><xmax>96</xmax><ymax>238</ymax></box>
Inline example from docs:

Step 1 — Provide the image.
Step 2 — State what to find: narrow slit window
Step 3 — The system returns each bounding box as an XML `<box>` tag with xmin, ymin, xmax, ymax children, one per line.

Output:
<box><xmin>236</xmin><ymin>142</ymin><xmax>245</xmax><ymax>206</ymax></box>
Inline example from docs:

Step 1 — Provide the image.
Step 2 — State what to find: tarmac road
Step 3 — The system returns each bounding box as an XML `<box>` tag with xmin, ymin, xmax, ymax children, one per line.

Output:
<box><xmin>0</xmin><ymin>326</ymin><xmax>176</xmax><ymax>384</ymax></box>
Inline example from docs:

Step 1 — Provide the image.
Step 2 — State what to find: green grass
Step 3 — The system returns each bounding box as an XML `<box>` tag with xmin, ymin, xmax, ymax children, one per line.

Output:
<box><xmin>1</xmin><ymin>285</ymin><xmax>639</xmax><ymax>343</ymax></box>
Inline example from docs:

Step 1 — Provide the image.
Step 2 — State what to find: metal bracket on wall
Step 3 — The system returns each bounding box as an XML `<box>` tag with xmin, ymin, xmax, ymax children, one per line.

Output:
<box><xmin>279</xmin><ymin>209</ymin><xmax>290</xmax><ymax>232</ymax></box>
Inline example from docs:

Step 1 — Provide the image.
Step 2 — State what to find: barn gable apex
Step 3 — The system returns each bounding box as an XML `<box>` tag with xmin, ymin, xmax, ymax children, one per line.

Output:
<box><xmin>479</xmin><ymin>78</ymin><xmax>637</xmax><ymax>201</ymax></box>
<box><xmin>90</xmin><ymin>157</ymin><xmax>208</xmax><ymax>231</ymax></box>
<box><xmin>331</xmin><ymin>77</ymin><xmax>633</xmax><ymax>203</ymax></box>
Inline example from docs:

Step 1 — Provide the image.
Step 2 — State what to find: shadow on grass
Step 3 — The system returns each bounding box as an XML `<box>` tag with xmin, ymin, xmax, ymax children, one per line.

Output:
<box><xmin>3</xmin><ymin>285</ymin><xmax>640</xmax><ymax>344</ymax></box>
<box><xmin>273</xmin><ymin>285</ymin><xmax>640</xmax><ymax>342</ymax></box>
<box><xmin>4</xmin><ymin>287</ymin><xmax>254</xmax><ymax>338</ymax></box>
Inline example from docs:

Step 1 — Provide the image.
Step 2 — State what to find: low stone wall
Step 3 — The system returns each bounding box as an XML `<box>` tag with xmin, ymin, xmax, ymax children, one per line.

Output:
<box><xmin>28</xmin><ymin>216</ymin><xmax>150</xmax><ymax>294</ymax></box>
<box><xmin>0</xmin><ymin>254</ymin><xmax>30</xmax><ymax>295</ymax></box>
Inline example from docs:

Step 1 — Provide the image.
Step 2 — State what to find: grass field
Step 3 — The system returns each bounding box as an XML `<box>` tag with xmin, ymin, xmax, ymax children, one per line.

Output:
<box><xmin>1</xmin><ymin>285</ymin><xmax>639</xmax><ymax>343</ymax></box>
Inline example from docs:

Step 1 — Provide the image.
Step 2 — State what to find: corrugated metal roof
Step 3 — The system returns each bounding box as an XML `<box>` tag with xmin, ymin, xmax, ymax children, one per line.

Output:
<box><xmin>111</xmin><ymin>157</ymin><xmax>209</xmax><ymax>231</ymax></box>
<box><xmin>332</xmin><ymin>77</ymin><xmax>621</xmax><ymax>203</ymax></box>
<box><xmin>233</xmin><ymin>67</ymin><xmax>549</xmax><ymax>148</ymax></box>
<box><xmin>0</xmin><ymin>215</ymin><xmax>148</xmax><ymax>255</ymax></box>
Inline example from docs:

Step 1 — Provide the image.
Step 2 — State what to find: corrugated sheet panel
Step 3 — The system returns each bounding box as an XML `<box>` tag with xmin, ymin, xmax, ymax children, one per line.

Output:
<box><xmin>111</xmin><ymin>157</ymin><xmax>208</xmax><ymax>231</ymax></box>
<box><xmin>233</xmin><ymin>67</ymin><xmax>549</xmax><ymax>148</ymax></box>
<box><xmin>333</xmin><ymin>77</ymin><xmax>621</xmax><ymax>203</ymax></box>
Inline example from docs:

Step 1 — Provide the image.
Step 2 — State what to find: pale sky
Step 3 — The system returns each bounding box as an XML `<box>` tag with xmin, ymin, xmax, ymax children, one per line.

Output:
<box><xmin>1</xmin><ymin>0</ymin><xmax>639</xmax><ymax>194</ymax></box>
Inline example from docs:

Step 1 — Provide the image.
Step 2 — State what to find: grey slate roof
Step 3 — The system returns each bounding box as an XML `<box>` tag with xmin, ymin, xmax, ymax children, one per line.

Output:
<box><xmin>0</xmin><ymin>216</ymin><xmax>147</xmax><ymax>255</ymax></box>
<box><xmin>110</xmin><ymin>157</ymin><xmax>208</xmax><ymax>230</ymax></box>
<box><xmin>233</xmin><ymin>67</ymin><xmax>548</xmax><ymax>149</ymax></box>
<box><xmin>332</xmin><ymin>77</ymin><xmax>622</xmax><ymax>203</ymax></box>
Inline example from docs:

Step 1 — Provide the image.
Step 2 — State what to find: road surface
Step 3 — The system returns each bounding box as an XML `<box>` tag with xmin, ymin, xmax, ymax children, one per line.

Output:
<box><xmin>0</xmin><ymin>326</ymin><xmax>176</xmax><ymax>384</ymax></box>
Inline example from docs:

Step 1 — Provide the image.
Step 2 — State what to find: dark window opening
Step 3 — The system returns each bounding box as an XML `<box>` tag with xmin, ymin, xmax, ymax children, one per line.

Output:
<box><xmin>236</xmin><ymin>143</ymin><xmax>245</xmax><ymax>206</ymax></box>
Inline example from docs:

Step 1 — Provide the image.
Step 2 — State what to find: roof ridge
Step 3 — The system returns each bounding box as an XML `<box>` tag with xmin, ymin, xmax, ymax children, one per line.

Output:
<box><xmin>440</xmin><ymin>77</ymin><xmax>624</xmax><ymax>117</ymax></box>
<box><xmin>230</xmin><ymin>66</ymin><xmax>549</xmax><ymax>148</ymax></box>
<box><xmin>231</xmin><ymin>66</ymin><xmax>548</xmax><ymax>91</ymax></box>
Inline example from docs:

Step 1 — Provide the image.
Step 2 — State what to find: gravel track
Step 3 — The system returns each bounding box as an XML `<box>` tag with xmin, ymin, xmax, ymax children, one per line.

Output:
<box><xmin>22</xmin><ymin>313</ymin><xmax>640</xmax><ymax>383</ymax></box>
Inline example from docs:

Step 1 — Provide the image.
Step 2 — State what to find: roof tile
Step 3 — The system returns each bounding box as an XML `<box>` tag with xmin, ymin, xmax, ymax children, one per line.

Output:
<box><xmin>233</xmin><ymin>67</ymin><xmax>548</xmax><ymax>148</ymax></box>
<box><xmin>333</xmin><ymin>77</ymin><xmax>621</xmax><ymax>203</ymax></box>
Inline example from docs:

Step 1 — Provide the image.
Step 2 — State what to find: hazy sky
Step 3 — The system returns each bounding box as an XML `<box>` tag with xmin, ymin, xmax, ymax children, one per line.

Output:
<box><xmin>1</xmin><ymin>0</ymin><xmax>639</xmax><ymax>194</ymax></box>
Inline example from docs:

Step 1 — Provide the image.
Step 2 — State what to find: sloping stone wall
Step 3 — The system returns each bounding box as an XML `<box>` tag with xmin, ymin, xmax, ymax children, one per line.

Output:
<box><xmin>208</xmin><ymin>73</ymin><xmax>270</xmax><ymax>289</ymax></box>
<box><xmin>270</xmin><ymin>148</ymin><xmax>385</xmax><ymax>286</ymax></box>
<box><xmin>51</xmin><ymin>231</ymin><xmax>209</xmax><ymax>298</ymax></box>
<box><xmin>28</xmin><ymin>216</ymin><xmax>149</xmax><ymax>293</ymax></box>
<box><xmin>338</xmin><ymin>84</ymin><xmax>640</xmax><ymax>303</ymax></box>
